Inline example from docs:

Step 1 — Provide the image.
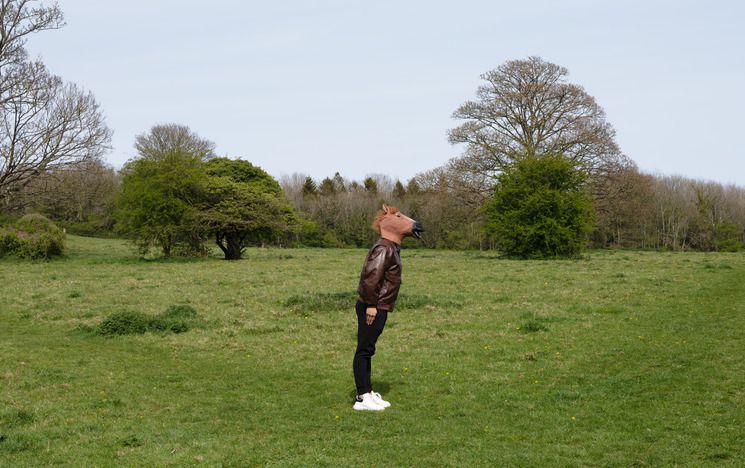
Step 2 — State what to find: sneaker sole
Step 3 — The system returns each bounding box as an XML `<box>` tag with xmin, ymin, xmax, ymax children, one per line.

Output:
<box><xmin>353</xmin><ymin>403</ymin><xmax>385</xmax><ymax>411</ymax></box>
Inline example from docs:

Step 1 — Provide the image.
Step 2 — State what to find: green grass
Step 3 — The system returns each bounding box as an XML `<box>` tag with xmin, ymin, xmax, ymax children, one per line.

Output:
<box><xmin>1</xmin><ymin>236</ymin><xmax>744</xmax><ymax>466</ymax></box>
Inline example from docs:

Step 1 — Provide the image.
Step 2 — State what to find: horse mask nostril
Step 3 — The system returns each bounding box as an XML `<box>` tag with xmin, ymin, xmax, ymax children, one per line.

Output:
<box><xmin>412</xmin><ymin>222</ymin><xmax>424</xmax><ymax>240</ymax></box>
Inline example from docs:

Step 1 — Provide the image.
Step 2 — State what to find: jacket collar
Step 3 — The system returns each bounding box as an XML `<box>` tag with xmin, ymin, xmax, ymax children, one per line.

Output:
<box><xmin>378</xmin><ymin>237</ymin><xmax>401</xmax><ymax>253</ymax></box>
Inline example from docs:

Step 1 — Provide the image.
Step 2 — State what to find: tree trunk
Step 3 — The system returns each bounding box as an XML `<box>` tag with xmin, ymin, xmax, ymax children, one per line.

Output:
<box><xmin>215</xmin><ymin>232</ymin><xmax>242</xmax><ymax>259</ymax></box>
<box><xmin>224</xmin><ymin>233</ymin><xmax>243</xmax><ymax>260</ymax></box>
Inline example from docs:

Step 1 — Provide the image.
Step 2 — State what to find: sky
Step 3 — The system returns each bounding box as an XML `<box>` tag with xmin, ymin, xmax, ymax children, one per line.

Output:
<box><xmin>25</xmin><ymin>0</ymin><xmax>745</xmax><ymax>185</ymax></box>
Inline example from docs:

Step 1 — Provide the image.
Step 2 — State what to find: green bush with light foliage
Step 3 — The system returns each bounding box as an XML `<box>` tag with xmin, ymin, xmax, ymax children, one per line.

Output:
<box><xmin>0</xmin><ymin>214</ymin><xmax>66</xmax><ymax>259</ymax></box>
<box><xmin>94</xmin><ymin>305</ymin><xmax>200</xmax><ymax>336</ymax></box>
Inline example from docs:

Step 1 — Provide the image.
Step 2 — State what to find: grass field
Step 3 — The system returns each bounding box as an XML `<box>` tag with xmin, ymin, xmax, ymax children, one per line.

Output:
<box><xmin>1</xmin><ymin>236</ymin><xmax>744</xmax><ymax>466</ymax></box>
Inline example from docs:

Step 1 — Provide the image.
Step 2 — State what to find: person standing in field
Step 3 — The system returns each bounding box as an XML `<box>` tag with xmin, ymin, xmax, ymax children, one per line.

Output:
<box><xmin>353</xmin><ymin>204</ymin><xmax>424</xmax><ymax>411</ymax></box>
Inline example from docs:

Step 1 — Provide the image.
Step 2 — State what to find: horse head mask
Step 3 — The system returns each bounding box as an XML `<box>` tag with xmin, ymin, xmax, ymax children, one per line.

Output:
<box><xmin>373</xmin><ymin>204</ymin><xmax>424</xmax><ymax>245</ymax></box>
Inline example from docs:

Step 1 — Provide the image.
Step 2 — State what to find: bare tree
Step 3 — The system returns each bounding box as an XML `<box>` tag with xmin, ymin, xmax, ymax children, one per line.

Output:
<box><xmin>653</xmin><ymin>175</ymin><xmax>696</xmax><ymax>251</ymax></box>
<box><xmin>0</xmin><ymin>0</ymin><xmax>111</xmax><ymax>205</ymax></box>
<box><xmin>0</xmin><ymin>0</ymin><xmax>64</xmax><ymax>73</ymax></box>
<box><xmin>134</xmin><ymin>123</ymin><xmax>216</xmax><ymax>161</ymax></box>
<box><xmin>448</xmin><ymin>56</ymin><xmax>623</xmax><ymax>178</ymax></box>
<box><xmin>591</xmin><ymin>160</ymin><xmax>656</xmax><ymax>248</ymax></box>
<box><xmin>19</xmin><ymin>158</ymin><xmax>119</xmax><ymax>222</ymax></box>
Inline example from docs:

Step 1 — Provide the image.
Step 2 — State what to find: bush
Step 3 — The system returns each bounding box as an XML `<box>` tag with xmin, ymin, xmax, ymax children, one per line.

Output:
<box><xmin>147</xmin><ymin>316</ymin><xmax>190</xmax><ymax>333</ymax></box>
<box><xmin>0</xmin><ymin>229</ymin><xmax>19</xmax><ymax>257</ymax></box>
<box><xmin>15</xmin><ymin>213</ymin><xmax>60</xmax><ymax>233</ymax></box>
<box><xmin>0</xmin><ymin>214</ymin><xmax>66</xmax><ymax>259</ymax></box>
<box><xmin>154</xmin><ymin>304</ymin><xmax>197</xmax><ymax>332</ymax></box>
<box><xmin>96</xmin><ymin>311</ymin><xmax>152</xmax><ymax>336</ymax></box>
<box><xmin>14</xmin><ymin>231</ymin><xmax>65</xmax><ymax>259</ymax></box>
<box><xmin>95</xmin><ymin>305</ymin><xmax>199</xmax><ymax>336</ymax></box>
<box><xmin>483</xmin><ymin>154</ymin><xmax>594</xmax><ymax>259</ymax></box>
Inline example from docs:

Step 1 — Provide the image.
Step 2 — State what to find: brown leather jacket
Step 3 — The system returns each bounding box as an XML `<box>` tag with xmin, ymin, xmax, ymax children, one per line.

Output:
<box><xmin>357</xmin><ymin>238</ymin><xmax>401</xmax><ymax>311</ymax></box>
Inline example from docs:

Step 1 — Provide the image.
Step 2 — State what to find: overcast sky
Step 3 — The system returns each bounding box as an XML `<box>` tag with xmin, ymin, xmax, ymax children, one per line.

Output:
<box><xmin>26</xmin><ymin>0</ymin><xmax>745</xmax><ymax>185</ymax></box>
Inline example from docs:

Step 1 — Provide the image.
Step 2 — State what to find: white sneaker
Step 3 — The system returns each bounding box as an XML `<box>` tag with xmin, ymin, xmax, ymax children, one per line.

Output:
<box><xmin>353</xmin><ymin>392</ymin><xmax>385</xmax><ymax>411</ymax></box>
<box><xmin>370</xmin><ymin>391</ymin><xmax>391</xmax><ymax>408</ymax></box>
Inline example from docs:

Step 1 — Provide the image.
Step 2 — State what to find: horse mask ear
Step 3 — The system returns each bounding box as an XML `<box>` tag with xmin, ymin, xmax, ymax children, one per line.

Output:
<box><xmin>382</xmin><ymin>204</ymin><xmax>390</xmax><ymax>214</ymax></box>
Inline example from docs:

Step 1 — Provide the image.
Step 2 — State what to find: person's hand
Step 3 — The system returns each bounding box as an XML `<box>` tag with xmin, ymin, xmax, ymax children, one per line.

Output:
<box><xmin>366</xmin><ymin>307</ymin><xmax>377</xmax><ymax>325</ymax></box>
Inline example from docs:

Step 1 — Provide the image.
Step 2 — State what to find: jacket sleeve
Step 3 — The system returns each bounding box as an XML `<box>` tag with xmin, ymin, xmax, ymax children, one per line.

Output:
<box><xmin>357</xmin><ymin>245</ymin><xmax>389</xmax><ymax>307</ymax></box>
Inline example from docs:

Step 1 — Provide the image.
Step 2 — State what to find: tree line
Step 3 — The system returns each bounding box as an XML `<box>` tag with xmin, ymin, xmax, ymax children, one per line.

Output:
<box><xmin>6</xmin><ymin>148</ymin><xmax>745</xmax><ymax>254</ymax></box>
<box><xmin>279</xmin><ymin>163</ymin><xmax>745</xmax><ymax>252</ymax></box>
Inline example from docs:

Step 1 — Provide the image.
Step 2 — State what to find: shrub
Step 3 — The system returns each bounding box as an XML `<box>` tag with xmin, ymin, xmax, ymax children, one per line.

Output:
<box><xmin>483</xmin><ymin>154</ymin><xmax>594</xmax><ymax>259</ymax></box>
<box><xmin>15</xmin><ymin>213</ymin><xmax>60</xmax><ymax>233</ymax></box>
<box><xmin>1</xmin><ymin>214</ymin><xmax>66</xmax><ymax>259</ymax></box>
<box><xmin>95</xmin><ymin>305</ymin><xmax>199</xmax><ymax>336</ymax></box>
<box><xmin>96</xmin><ymin>311</ymin><xmax>152</xmax><ymax>336</ymax></box>
<box><xmin>164</xmin><ymin>321</ymin><xmax>189</xmax><ymax>333</ymax></box>
<box><xmin>0</xmin><ymin>229</ymin><xmax>19</xmax><ymax>257</ymax></box>
<box><xmin>155</xmin><ymin>304</ymin><xmax>197</xmax><ymax>332</ymax></box>
<box><xmin>14</xmin><ymin>231</ymin><xmax>65</xmax><ymax>259</ymax></box>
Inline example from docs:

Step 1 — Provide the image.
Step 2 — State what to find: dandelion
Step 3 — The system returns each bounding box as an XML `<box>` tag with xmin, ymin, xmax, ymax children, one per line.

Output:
<box><xmin>571</xmin><ymin>416</ymin><xmax>576</xmax><ymax>421</ymax></box>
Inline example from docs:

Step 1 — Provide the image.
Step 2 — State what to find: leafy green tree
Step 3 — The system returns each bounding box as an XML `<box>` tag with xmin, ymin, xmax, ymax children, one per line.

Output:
<box><xmin>483</xmin><ymin>154</ymin><xmax>594</xmax><ymax>258</ymax></box>
<box><xmin>200</xmin><ymin>158</ymin><xmax>295</xmax><ymax>260</ymax></box>
<box><xmin>115</xmin><ymin>151</ymin><xmax>205</xmax><ymax>257</ymax></box>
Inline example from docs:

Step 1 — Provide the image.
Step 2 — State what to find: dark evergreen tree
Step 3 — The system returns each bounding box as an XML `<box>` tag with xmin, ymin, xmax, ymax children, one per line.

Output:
<box><xmin>301</xmin><ymin>177</ymin><xmax>318</xmax><ymax>198</ymax></box>
<box><xmin>483</xmin><ymin>154</ymin><xmax>594</xmax><ymax>258</ymax></box>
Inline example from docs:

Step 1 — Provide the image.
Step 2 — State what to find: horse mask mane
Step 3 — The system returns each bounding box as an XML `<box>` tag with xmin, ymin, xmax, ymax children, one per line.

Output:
<box><xmin>372</xmin><ymin>204</ymin><xmax>424</xmax><ymax>245</ymax></box>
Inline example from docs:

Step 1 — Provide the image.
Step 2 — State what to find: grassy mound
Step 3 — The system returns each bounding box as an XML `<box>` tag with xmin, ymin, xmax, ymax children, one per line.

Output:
<box><xmin>95</xmin><ymin>304</ymin><xmax>200</xmax><ymax>336</ymax></box>
<box><xmin>0</xmin><ymin>214</ymin><xmax>66</xmax><ymax>260</ymax></box>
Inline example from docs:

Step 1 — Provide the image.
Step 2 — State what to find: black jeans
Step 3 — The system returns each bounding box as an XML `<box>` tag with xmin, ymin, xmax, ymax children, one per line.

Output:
<box><xmin>353</xmin><ymin>300</ymin><xmax>388</xmax><ymax>395</ymax></box>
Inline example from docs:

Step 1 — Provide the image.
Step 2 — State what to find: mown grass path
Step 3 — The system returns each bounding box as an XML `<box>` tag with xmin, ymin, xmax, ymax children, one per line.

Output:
<box><xmin>1</xmin><ymin>237</ymin><xmax>744</xmax><ymax>466</ymax></box>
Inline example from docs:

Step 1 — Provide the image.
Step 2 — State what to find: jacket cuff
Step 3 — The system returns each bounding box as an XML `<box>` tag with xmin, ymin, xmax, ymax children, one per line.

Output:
<box><xmin>359</xmin><ymin>297</ymin><xmax>376</xmax><ymax>307</ymax></box>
